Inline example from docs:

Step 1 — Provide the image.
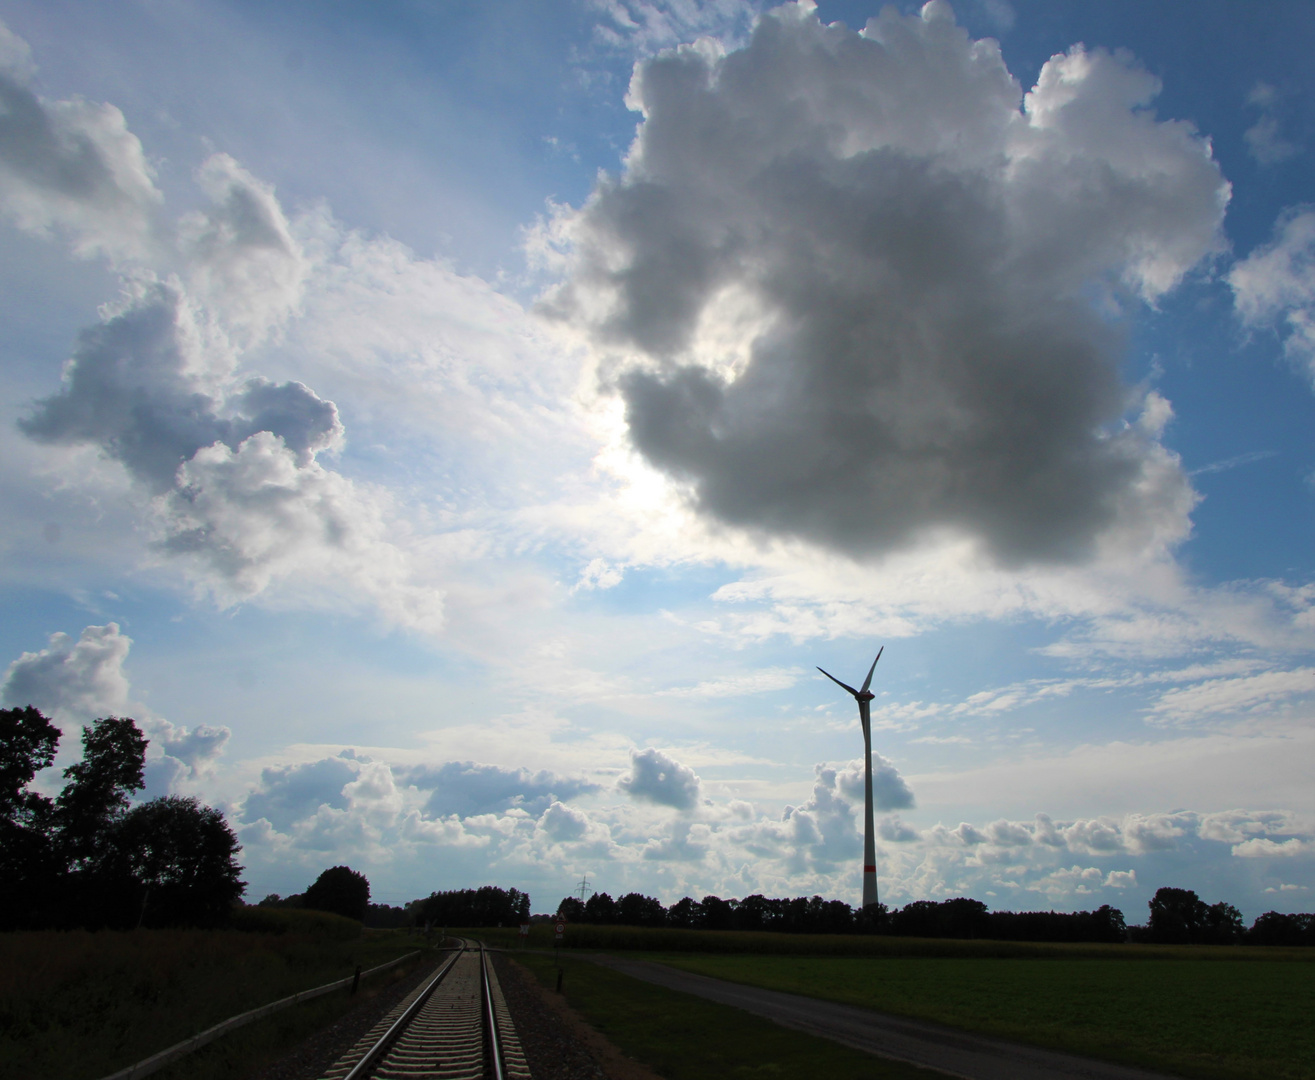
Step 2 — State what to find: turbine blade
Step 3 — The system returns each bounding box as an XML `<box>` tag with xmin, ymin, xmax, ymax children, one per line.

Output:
<box><xmin>817</xmin><ymin>666</ymin><xmax>860</xmax><ymax>698</ymax></box>
<box><xmin>860</xmin><ymin>646</ymin><xmax>883</xmax><ymax>693</ymax></box>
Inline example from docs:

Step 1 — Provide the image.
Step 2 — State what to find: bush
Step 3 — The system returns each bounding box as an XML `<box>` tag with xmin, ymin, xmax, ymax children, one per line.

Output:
<box><xmin>230</xmin><ymin>905</ymin><xmax>363</xmax><ymax>940</ymax></box>
<box><xmin>365</xmin><ymin>903</ymin><xmax>411</xmax><ymax>929</ymax></box>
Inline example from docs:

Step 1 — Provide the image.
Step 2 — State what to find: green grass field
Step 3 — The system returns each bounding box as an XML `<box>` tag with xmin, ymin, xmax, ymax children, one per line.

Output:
<box><xmin>0</xmin><ymin>920</ymin><xmax>431</xmax><ymax>1080</ymax></box>
<box><xmin>647</xmin><ymin>952</ymin><xmax>1315</xmax><ymax>1080</ymax></box>
<box><xmin>482</xmin><ymin>922</ymin><xmax>1315</xmax><ymax>962</ymax></box>
<box><xmin>514</xmin><ymin>950</ymin><xmax>946</xmax><ymax>1080</ymax></box>
<box><xmin>482</xmin><ymin>927</ymin><xmax>1314</xmax><ymax>1080</ymax></box>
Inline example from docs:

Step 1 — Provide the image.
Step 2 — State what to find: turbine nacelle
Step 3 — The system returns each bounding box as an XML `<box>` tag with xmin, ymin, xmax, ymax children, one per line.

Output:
<box><xmin>816</xmin><ymin>646</ymin><xmax>883</xmax><ymax>704</ymax></box>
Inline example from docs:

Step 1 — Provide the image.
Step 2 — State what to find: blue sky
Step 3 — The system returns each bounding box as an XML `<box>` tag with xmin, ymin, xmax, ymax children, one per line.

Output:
<box><xmin>1</xmin><ymin>0</ymin><xmax>1314</xmax><ymax>922</ymax></box>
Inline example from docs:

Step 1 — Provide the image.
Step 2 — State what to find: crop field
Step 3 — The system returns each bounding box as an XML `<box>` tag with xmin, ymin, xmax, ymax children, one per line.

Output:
<box><xmin>0</xmin><ymin>916</ymin><xmax>430</xmax><ymax>1080</ymax></box>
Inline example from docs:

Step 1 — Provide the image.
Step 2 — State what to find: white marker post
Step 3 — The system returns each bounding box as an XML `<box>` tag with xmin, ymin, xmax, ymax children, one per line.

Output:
<box><xmin>554</xmin><ymin>919</ymin><xmax>565</xmax><ymax>992</ymax></box>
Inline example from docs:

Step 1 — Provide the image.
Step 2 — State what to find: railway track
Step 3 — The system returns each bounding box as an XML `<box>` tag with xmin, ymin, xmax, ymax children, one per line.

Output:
<box><xmin>319</xmin><ymin>939</ymin><xmax>531</xmax><ymax>1080</ymax></box>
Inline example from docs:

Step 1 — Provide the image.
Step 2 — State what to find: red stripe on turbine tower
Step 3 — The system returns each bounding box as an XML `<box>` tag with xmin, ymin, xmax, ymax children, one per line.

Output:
<box><xmin>818</xmin><ymin>648</ymin><xmax>884</xmax><ymax>911</ymax></box>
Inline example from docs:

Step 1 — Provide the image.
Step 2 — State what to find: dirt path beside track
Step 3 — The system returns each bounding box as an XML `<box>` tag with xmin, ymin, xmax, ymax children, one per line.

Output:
<box><xmin>586</xmin><ymin>955</ymin><xmax>1186</xmax><ymax>1080</ymax></box>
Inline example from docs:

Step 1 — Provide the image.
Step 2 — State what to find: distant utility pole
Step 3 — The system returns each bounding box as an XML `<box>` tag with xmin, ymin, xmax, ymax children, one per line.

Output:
<box><xmin>818</xmin><ymin>648</ymin><xmax>884</xmax><ymax>911</ymax></box>
<box><xmin>575</xmin><ymin>874</ymin><xmax>593</xmax><ymax>904</ymax></box>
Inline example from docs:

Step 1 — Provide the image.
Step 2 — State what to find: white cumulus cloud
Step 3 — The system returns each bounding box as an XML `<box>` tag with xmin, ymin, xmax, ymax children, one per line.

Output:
<box><xmin>1</xmin><ymin>622</ymin><xmax>131</xmax><ymax>720</ymax></box>
<box><xmin>0</xmin><ymin>20</ymin><xmax>161</xmax><ymax>261</ymax></box>
<box><xmin>619</xmin><ymin>747</ymin><xmax>703</xmax><ymax>809</ymax></box>
<box><xmin>1230</xmin><ymin>208</ymin><xmax>1315</xmax><ymax>379</ymax></box>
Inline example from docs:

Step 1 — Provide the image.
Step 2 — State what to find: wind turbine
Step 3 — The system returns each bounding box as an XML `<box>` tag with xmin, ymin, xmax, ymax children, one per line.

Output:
<box><xmin>817</xmin><ymin>647</ymin><xmax>883</xmax><ymax>910</ymax></box>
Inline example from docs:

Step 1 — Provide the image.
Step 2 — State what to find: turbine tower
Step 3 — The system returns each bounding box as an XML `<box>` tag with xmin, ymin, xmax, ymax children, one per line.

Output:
<box><xmin>817</xmin><ymin>648</ymin><xmax>884</xmax><ymax>910</ymax></box>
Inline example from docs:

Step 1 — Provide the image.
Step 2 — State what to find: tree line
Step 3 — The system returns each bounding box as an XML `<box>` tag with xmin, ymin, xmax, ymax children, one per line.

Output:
<box><xmin>259</xmin><ymin>878</ymin><xmax>531</xmax><ymax>930</ymax></box>
<box><xmin>1</xmin><ymin>706</ymin><xmax>244</xmax><ymax>930</ymax></box>
<box><xmin>408</xmin><ymin>885</ymin><xmax>531</xmax><ymax>928</ymax></box>
<box><xmin>555</xmin><ymin>888</ymin><xmax>1315</xmax><ymax>945</ymax></box>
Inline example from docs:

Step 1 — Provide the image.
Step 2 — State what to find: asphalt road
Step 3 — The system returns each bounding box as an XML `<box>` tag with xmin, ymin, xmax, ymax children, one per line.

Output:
<box><xmin>587</xmin><ymin>955</ymin><xmax>1185</xmax><ymax>1080</ymax></box>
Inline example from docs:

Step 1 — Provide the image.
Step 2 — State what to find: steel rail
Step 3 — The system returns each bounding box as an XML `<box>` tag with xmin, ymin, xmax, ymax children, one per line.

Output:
<box><xmin>480</xmin><ymin>942</ymin><xmax>507</xmax><ymax>1080</ymax></box>
<box><xmin>340</xmin><ymin>940</ymin><xmax>465</xmax><ymax>1080</ymax></box>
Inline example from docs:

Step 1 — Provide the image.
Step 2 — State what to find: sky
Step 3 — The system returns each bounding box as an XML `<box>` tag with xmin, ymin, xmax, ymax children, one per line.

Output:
<box><xmin>1</xmin><ymin>0</ymin><xmax>1313</xmax><ymax>921</ymax></box>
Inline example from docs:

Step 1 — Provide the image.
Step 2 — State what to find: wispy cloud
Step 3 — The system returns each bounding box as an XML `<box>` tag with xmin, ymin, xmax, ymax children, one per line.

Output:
<box><xmin>658</xmin><ymin>667</ymin><xmax>803</xmax><ymax>698</ymax></box>
<box><xmin>1190</xmin><ymin>450</ymin><xmax>1277</xmax><ymax>476</ymax></box>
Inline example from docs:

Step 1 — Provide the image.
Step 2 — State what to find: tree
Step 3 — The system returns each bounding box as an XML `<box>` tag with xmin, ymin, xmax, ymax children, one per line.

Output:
<box><xmin>56</xmin><ymin>716</ymin><xmax>146</xmax><ymax>867</ymax></box>
<box><xmin>1</xmin><ymin>711</ymin><xmax>246</xmax><ymax>930</ymax></box>
<box><xmin>889</xmin><ymin>898</ymin><xmax>988</xmax><ymax>938</ymax></box>
<box><xmin>701</xmin><ymin>895</ymin><xmax>734</xmax><ymax>930</ymax></box>
<box><xmin>0</xmin><ymin>706</ymin><xmax>61</xmax><ymax>927</ymax></box>
<box><xmin>0</xmin><ymin>706</ymin><xmax>60</xmax><ymax>860</ymax></box>
<box><xmin>733</xmin><ymin>893</ymin><xmax>770</xmax><ymax>931</ymax></box>
<box><xmin>583</xmin><ymin>891</ymin><xmax>617</xmax><ymax>925</ymax></box>
<box><xmin>1092</xmin><ymin>904</ymin><xmax>1128</xmax><ymax>943</ymax></box>
<box><xmin>1148</xmin><ymin>888</ymin><xmax>1244</xmax><ymax>946</ymax></box>
<box><xmin>616</xmin><ymin>892</ymin><xmax>667</xmax><ymax>927</ymax></box>
<box><xmin>556</xmin><ymin>896</ymin><xmax>585</xmax><ymax>921</ymax></box>
<box><xmin>304</xmin><ymin>865</ymin><xmax>371</xmax><ymax>922</ymax></box>
<box><xmin>1248</xmin><ymin>911</ymin><xmax>1315</xmax><ymax>946</ymax></box>
<box><xmin>0</xmin><ymin>706</ymin><xmax>60</xmax><ymax>820</ymax></box>
<box><xmin>1203</xmin><ymin>901</ymin><xmax>1243</xmax><ymax>945</ymax></box>
<box><xmin>365</xmin><ymin>903</ymin><xmax>411</xmax><ymax>929</ymax></box>
<box><xmin>410</xmin><ymin>885</ymin><xmax>530</xmax><ymax>927</ymax></box>
<box><xmin>666</xmin><ymin>896</ymin><xmax>702</xmax><ymax>929</ymax></box>
<box><xmin>101</xmin><ymin>796</ymin><xmax>245</xmax><ymax>927</ymax></box>
<box><xmin>258</xmin><ymin>892</ymin><xmax>304</xmax><ymax>908</ymax></box>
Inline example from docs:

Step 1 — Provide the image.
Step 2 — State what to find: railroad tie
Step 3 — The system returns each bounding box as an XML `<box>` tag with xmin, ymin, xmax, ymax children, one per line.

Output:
<box><xmin>319</xmin><ymin>945</ymin><xmax>531</xmax><ymax>1080</ymax></box>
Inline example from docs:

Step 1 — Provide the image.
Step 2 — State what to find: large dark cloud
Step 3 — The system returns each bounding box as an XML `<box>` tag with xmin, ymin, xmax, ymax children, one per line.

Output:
<box><xmin>543</xmin><ymin>3</ymin><xmax>1227</xmax><ymax>565</ymax></box>
<box><xmin>401</xmin><ymin>761</ymin><xmax>599</xmax><ymax>818</ymax></box>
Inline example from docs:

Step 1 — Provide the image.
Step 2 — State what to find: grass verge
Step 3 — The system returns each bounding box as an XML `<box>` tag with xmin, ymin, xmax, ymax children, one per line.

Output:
<box><xmin>149</xmin><ymin>950</ymin><xmax>433</xmax><ymax>1080</ymax></box>
<box><xmin>648</xmin><ymin>952</ymin><xmax>1315</xmax><ymax>1080</ymax></box>
<box><xmin>514</xmin><ymin>949</ymin><xmax>946</xmax><ymax>1080</ymax></box>
<box><xmin>0</xmin><ymin>927</ymin><xmax>432</xmax><ymax>1080</ymax></box>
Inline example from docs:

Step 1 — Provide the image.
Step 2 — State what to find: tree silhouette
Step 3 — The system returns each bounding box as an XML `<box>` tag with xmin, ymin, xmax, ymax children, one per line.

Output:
<box><xmin>56</xmin><ymin>716</ymin><xmax>146</xmax><ymax>868</ymax></box>
<box><xmin>1147</xmin><ymin>887</ymin><xmax>1240</xmax><ymax>944</ymax></box>
<box><xmin>410</xmin><ymin>885</ymin><xmax>528</xmax><ymax>927</ymax></box>
<box><xmin>556</xmin><ymin>896</ymin><xmax>585</xmax><ymax>921</ymax></box>
<box><xmin>304</xmin><ymin>865</ymin><xmax>371</xmax><ymax>922</ymax></box>
<box><xmin>0</xmin><ymin>706</ymin><xmax>61</xmax><ymax>926</ymax></box>
<box><xmin>101</xmin><ymin>795</ymin><xmax>245</xmax><ymax>927</ymax></box>
<box><xmin>0</xmin><ymin>710</ymin><xmax>247</xmax><ymax>929</ymax></box>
